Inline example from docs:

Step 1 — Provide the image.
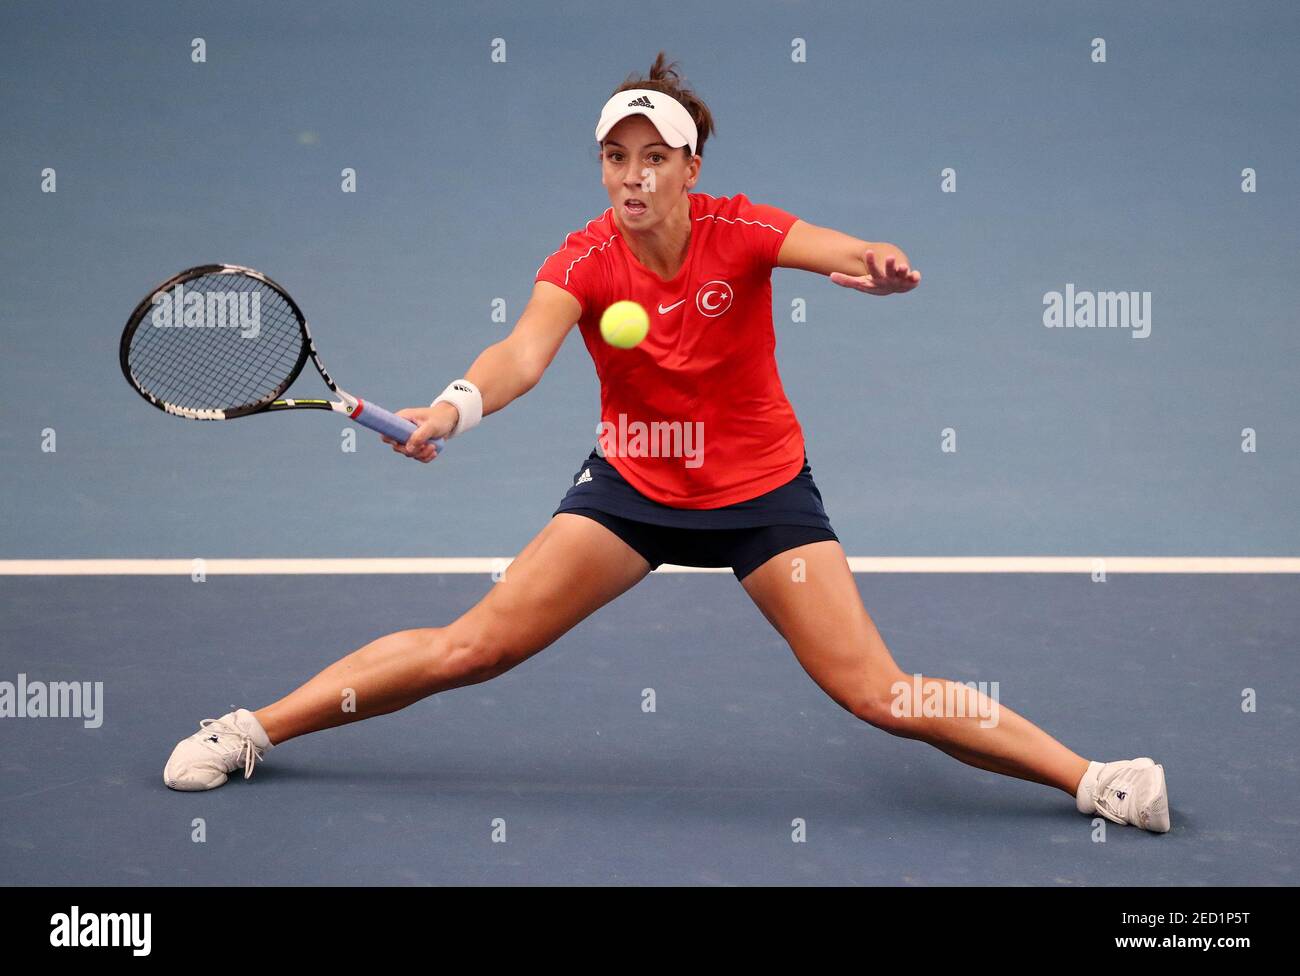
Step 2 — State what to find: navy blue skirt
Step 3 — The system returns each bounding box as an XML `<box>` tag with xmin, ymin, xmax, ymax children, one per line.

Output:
<box><xmin>552</xmin><ymin>447</ymin><xmax>839</xmax><ymax>580</ymax></box>
<box><xmin>554</xmin><ymin>447</ymin><xmax>835</xmax><ymax>530</ymax></box>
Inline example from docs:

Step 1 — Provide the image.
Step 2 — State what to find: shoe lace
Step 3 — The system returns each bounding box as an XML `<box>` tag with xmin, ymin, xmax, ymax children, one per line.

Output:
<box><xmin>198</xmin><ymin>717</ymin><xmax>265</xmax><ymax>780</ymax></box>
<box><xmin>1094</xmin><ymin>766</ymin><xmax>1145</xmax><ymax>824</ymax></box>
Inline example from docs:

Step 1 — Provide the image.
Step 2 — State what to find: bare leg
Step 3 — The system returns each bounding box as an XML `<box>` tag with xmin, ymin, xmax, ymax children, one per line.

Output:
<box><xmin>740</xmin><ymin>542</ymin><xmax>1090</xmax><ymax>795</ymax></box>
<box><xmin>255</xmin><ymin>514</ymin><xmax>651</xmax><ymax>744</ymax></box>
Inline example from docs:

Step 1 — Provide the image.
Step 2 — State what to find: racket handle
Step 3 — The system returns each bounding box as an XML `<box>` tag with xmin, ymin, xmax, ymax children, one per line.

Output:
<box><xmin>350</xmin><ymin>399</ymin><xmax>446</xmax><ymax>453</ymax></box>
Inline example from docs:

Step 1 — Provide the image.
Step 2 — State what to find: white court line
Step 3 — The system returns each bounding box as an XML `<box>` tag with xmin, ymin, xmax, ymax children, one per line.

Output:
<box><xmin>0</xmin><ymin>558</ymin><xmax>1297</xmax><ymax>575</ymax></box>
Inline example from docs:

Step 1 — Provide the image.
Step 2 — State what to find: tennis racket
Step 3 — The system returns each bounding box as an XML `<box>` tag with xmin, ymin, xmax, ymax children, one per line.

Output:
<box><xmin>119</xmin><ymin>264</ymin><xmax>443</xmax><ymax>453</ymax></box>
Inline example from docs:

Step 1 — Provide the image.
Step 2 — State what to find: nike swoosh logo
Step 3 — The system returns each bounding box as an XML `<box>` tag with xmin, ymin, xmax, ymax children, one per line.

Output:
<box><xmin>658</xmin><ymin>299</ymin><xmax>686</xmax><ymax>314</ymax></box>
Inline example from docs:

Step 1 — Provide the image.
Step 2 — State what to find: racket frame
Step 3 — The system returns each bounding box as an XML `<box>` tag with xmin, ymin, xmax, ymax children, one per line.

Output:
<box><xmin>119</xmin><ymin>263</ymin><xmax>442</xmax><ymax>449</ymax></box>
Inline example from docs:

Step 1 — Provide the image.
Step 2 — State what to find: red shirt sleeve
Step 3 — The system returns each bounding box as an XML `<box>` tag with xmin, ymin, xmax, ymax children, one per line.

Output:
<box><xmin>534</xmin><ymin>224</ymin><xmax>614</xmax><ymax>318</ymax></box>
<box><xmin>729</xmin><ymin>194</ymin><xmax>800</xmax><ymax>275</ymax></box>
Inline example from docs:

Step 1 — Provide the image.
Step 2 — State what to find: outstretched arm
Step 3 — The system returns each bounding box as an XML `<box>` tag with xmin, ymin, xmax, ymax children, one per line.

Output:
<box><xmin>776</xmin><ymin>219</ymin><xmax>921</xmax><ymax>295</ymax></box>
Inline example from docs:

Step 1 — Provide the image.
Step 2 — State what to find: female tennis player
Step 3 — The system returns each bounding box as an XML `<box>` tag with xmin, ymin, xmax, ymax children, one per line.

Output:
<box><xmin>165</xmin><ymin>54</ymin><xmax>1169</xmax><ymax>833</ymax></box>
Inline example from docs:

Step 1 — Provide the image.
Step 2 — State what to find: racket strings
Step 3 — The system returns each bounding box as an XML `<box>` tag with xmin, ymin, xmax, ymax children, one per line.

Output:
<box><xmin>126</xmin><ymin>279</ymin><xmax>284</xmax><ymax>408</ymax></box>
<box><xmin>138</xmin><ymin>279</ymin><xmax>301</xmax><ymax>407</ymax></box>
<box><xmin>126</xmin><ymin>273</ymin><xmax>306</xmax><ymax>412</ymax></box>
<box><xmin>146</xmin><ymin>313</ymin><xmax>296</xmax><ymax>406</ymax></box>
<box><xmin>140</xmin><ymin>317</ymin><xmax>299</xmax><ymax>411</ymax></box>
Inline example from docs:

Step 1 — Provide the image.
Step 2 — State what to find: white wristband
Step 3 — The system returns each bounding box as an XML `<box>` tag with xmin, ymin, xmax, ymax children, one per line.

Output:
<box><xmin>431</xmin><ymin>379</ymin><xmax>483</xmax><ymax>439</ymax></box>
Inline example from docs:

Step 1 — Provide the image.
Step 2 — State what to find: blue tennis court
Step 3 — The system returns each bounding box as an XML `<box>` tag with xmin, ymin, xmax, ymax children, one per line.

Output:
<box><xmin>2</xmin><ymin>568</ymin><xmax>1296</xmax><ymax>885</ymax></box>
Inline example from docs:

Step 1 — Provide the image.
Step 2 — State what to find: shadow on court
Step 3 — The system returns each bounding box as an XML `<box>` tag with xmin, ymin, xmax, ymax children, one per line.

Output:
<box><xmin>1</xmin><ymin>573</ymin><xmax>1295</xmax><ymax>885</ymax></box>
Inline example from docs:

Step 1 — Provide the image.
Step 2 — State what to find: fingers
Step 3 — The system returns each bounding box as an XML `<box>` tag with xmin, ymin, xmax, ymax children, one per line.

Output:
<box><xmin>831</xmin><ymin>269</ymin><xmax>887</xmax><ymax>294</ymax></box>
<box><xmin>865</xmin><ymin>250</ymin><xmax>894</xmax><ymax>292</ymax></box>
<box><xmin>849</xmin><ymin>250</ymin><xmax>921</xmax><ymax>294</ymax></box>
<box><xmin>888</xmin><ymin>259</ymin><xmax>914</xmax><ymax>285</ymax></box>
<box><xmin>865</xmin><ymin>249</ymin><xmax>886</xmax><ymax>281</ymax></box>
<box><xmin>389</xmin><ymin>441</ymin><xmax>438</xmax><ymax>462</ymax></box>
<box><xmin>402</xmin><ymin>434</ymin><xmax>439</xmax><ymax>462</ymax></box>
<box><xmin>832</xmin><ymin>250</ymin><xmax>922</xmax><ymax>296</ymax></box>
<box><xmin>873</xmin><ymin>251</ymin><xmax>913</xmax><ymax>286</ymax></box>
<box><xmin>405</xmin><ymin>432</ymin><xmax>434</xmax><ymax>462</ymax></box>
<box><xmin>384</xmin><ymin>431</ymin><xmax>440</xmax><ymax>463</ymax></box>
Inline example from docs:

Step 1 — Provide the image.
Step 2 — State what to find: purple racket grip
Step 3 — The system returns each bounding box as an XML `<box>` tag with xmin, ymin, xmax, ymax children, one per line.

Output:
<box><xmin>350</xmin><ymin>399</ymin><xmax>446</xmax><ymax>453</ymax></box>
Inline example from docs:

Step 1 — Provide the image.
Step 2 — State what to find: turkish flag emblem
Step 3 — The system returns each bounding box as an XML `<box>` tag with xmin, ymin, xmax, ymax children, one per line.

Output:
<box><xmin>695</xmin><ymin>280</ymin><xmax>734</xmax><ymax>318</ymax></box>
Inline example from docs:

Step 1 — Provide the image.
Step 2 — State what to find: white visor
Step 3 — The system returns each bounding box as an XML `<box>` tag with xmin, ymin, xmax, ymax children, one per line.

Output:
<box><xmin>595</xmin><ymin>88</ymin><xmax>698</xmax><ymax>157</ymax></box>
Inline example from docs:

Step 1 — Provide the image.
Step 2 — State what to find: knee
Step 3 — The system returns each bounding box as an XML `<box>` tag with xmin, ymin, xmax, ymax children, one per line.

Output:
<box><xmin>844</xmin><ymin>675</ymin><xmax>919</xmax><ymax>738</ymax></box>
<box><xmin>423</xmin><ymin>625</ymin><xmax>514</xmax><ymax>687</ymax></box>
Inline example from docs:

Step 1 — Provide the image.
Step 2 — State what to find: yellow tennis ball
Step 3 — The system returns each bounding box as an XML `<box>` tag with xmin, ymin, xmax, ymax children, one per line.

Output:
<box><xmin>600</xmin><ymin>300</ymin><xmax>649</xmax><ymax>349</ymax></box>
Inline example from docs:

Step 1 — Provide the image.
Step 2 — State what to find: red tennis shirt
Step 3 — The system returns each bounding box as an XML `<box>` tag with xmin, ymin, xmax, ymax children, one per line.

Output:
<box><xmin>534</xmin><ymin>192</ymin><xmax>806</xmax><ymax>508</ymax></box>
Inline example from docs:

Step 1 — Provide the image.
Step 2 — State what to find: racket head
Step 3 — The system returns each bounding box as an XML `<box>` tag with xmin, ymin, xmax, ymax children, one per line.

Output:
<box><xmin>119</xmin><ymin>264</ymin><xmax>313</xmax><ymax>420</ymax></box>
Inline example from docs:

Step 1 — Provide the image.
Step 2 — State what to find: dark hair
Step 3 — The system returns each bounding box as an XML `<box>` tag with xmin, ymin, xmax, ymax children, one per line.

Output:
<box><xmin>610</xmin><ymin>52</ymin><xmax>715</xmax><ymax>158</ymax></box>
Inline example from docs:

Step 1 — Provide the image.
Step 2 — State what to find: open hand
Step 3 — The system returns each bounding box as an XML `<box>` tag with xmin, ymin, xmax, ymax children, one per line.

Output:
<box><xmin>830</xmin><ymin>249</ymin><xmax>921</xmax><ymax>295</ymax></box>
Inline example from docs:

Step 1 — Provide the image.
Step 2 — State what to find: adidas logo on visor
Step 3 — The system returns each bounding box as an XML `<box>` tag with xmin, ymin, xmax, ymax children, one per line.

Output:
<box><xmin>627</xmin><ymin>95</ymin><xmax>654</xmax><ymax>109</ymax></box>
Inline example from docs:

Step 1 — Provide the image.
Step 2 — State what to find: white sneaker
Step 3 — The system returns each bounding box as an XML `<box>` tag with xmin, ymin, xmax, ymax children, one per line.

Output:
<box><xmin>163</xmin><ymin>708</ymin><xmax>273</xmax><ymax>791</ymax></box>
<box><xmin>1076</xmin><ymin>757</ymin><xmax>1170</xmax><ymax>833</ymax></box>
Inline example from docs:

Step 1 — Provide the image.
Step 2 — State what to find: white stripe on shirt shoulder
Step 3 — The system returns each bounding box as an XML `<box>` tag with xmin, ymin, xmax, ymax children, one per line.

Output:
<box><xmin>692</xmin><ymin>195</ymin><xmax>784</xmax><ymax>235</ymax></box>
<box><xmin>535</xmin><ymin>209</ymin><xmax>618</xmax><ymax>284</ymax></box>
